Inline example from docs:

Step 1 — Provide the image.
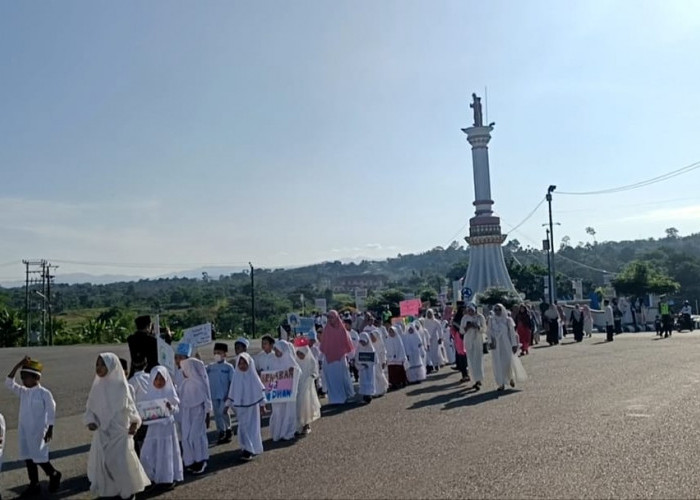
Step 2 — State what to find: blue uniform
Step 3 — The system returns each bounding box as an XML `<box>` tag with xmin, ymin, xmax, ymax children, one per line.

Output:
<box><xmin>206</xmin><ymin>361</ymin><xmax>234</xmax><ymax>434</ymax></box>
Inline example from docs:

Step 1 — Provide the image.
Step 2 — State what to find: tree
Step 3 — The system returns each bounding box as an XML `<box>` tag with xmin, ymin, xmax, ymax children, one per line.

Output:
<box><xmin>611</xmin><ymin>260</ymin><xmax>680</xmax><ymax>297</ymax></box>
<box><xmin>0</xmin><ymin>307</ymin><xmax>25</xmax><ymax>347</ymax></box>
<box><xmin>560</xmin><ymin>235</ymin><xmax>571</xmax><ymax>250</ymax></box>
<box><xmin>507</xmin><ymin>261</ymin><xmax>547</xmax><ymax>301</ymax></box>
<box><xmin>585</xmin><ymin>227</ymin><xmax>597</xmax><ymax>244</ymax></box>
<box><xmin>475</xmin><ymin>287</ymin><xmax>523</xmax><ymax>309</ymax></box>
<box><xmin>665</xmin><ymin>227</ymin><xmax>679</xmax><ymax>239</ymax></box>
<box><xmin>446</xmin><ymin>260</ymin><xmax>468</xmax><ymax>282</ymax></box>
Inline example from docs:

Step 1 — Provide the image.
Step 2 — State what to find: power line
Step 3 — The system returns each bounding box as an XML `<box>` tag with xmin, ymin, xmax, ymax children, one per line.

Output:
<box><xmin>504</xmin><ymin>196</ymin><xmax>546</xmax><ymax>234</ymax></box>
<box><xmin>558</xmin><ymin>160</ymin><xmax>700</xmax><ymax>196</ymax></box>
<box><xmin>48</xmin><ymin>259</ymin><xmax>251</xmax><ymax>270</ymax></box>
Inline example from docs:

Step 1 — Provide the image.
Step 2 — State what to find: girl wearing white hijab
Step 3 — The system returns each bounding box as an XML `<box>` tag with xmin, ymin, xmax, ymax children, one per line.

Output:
<box><xmin>355</xmin><ymin>332</ymin><xmax>376</xmax><ymax>403</ymax></box>
<box><xmin>295</xmin><ymin>345</ymin><xmax>321</xmax><ymax>435</ymax></box>
<box><xmin>442</xmin><ymin>320</ymin><xmax>456</xmax><ymax>364</ymax></box>
<box><xmin>402</xmin><ymin>324</ymin><xmax>427</xmax><ymax>383</ymax></box>
<box><xmin>139</xmin><ymin>366</ymin><xmax>183</xmax><ymax>489</ymax></box>
<box><xmin>269</xmin><ymin>340</ymin><xmax>300</xmax><ymax>441</ymax></box>
<box><xmin>424</xmin><ymin>309</ymin><xmax>445</xmax><ymax>371</ymax></box>
<box><xmin>385</xmin><ymin>326</ymin><xmax>408</xmax><ymax>390</ymax></box>
<box><xmin>488</xmin><ymin>304</ymin><xmax>519</xmax><ymax>391</ymax></box>
<box><xmin>178</xmin><ymin>358</ymin><xmax>212</xmax><ymax>474</ymax></box>
<box><xmin>369</xmin><ymin>329</ymin><xmax>389</xmax><ymax>396</ymax></box>
<box><xmin>460</xmin><ymin>303</ymin><xmax>486</xmax><ymax>390</ymax></box>
<box><xmin>229</xmin><ymin>353</ymin><xmax>266</xmax><ymax>460</ymax></box>
<box><xmin>84</xmin><ymin>353</ymin><xmax>150</xmax><ymax>499</ymax></box>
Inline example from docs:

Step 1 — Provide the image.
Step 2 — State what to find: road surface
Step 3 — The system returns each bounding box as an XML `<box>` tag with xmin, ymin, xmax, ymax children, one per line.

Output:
<box><xmin>1</xmin><ymin>332</ymin><xmax>700</xmax><ymax>499</ymax></box>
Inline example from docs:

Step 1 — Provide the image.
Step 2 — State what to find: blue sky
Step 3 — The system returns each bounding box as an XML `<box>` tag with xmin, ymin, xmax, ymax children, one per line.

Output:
<box><xmin>2</xmin><ymin>0</ymin><xmax>700</xmax><ymax>282</ymax></box>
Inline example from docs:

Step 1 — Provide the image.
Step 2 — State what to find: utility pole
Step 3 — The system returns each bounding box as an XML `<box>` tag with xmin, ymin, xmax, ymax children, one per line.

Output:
<box><xmin>249</xmin><ymin>262</ymin><xmax>256</xmax><ymax>337</ymax></box>
<box><xmin>546</xmin><ymin>185</ymin><xmax>557</xmax><ymax>302</ymax></box>
<box><xmin>45</xmin><ymin>264</ymin><xmax>57</xmax><ymax>346</ymax></box>
<box><xmin>543</xmin><ymin>229</ymin><xmax>553</xmax><ymax>304</ymax></box>
<box><xmin>22</xmin><ymin>259</ymin><xmax>45</xmax><ymax>346</ymax></box>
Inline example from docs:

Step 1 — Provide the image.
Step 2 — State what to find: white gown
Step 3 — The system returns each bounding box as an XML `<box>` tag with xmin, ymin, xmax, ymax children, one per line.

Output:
<box><xmin>5</xmin><ymin>377</ymin><xmax>55</xmax><ymax>463</ymax></box>
<box><xmin>461</xmin><ymin>313</ymin><xmax>486</xmax><ymax>383</ymax></box>
<box><xmin>84</xmin><ymin>353</ymin><xmax>150</xmax><ymax>499</ymax></box>
<box><xmin>402</xmin><ymin>329</ymin><xmax>427</xmax><ymax>383</ymax></box>
<box><xmin>178</xmin><ymin>358</ymin><xmax>212</xmax><ymax>466</ymax></box>
<box><xmin>269</xmin><ymin>341</ymin><xmax>300</xmax><ymax>441</ymax></box>
<box><xmin>371</xmin><ymin>333</ymin><xmax>389</xmax><ymax>396</ymax></box>
<box><xmin>139</xmin><ymin>367</ymin><xmax>183</xmax><ymax>485</ymax></box>
<box><xmin>296</xmin><ymin>347</ymin><xmax>321</xmax><ymax>430</ymax></box>
<box><xmin>488</xmin><ymin>315</ymin><xmax>518</xmax><ymax>387</ymax></box>
<box><xmin>424</xmin><ymin>318</ymin><xmax>444</xmax><ymax>368</ymax></box>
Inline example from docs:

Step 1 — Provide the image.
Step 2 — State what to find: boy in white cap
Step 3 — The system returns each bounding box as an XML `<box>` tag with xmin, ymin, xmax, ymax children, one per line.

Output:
<box><xmin>234</xmin><ymin>337</ymin><xmax>250</xmax><ymax>356</ymax></box>
<box><xmin>6</xmin><ymin>356</ymin><xmax>61</xmax><ymax>496</ymax></box>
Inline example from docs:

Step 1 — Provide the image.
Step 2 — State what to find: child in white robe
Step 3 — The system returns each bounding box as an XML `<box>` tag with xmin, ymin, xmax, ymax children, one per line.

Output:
<box><xmin>268</xmin><ymin>340</ymin><xmax>300</xmax><ymax>442</ymax></box>
<box><xmin>228</xmin><ymin>353</ymin><xmax>266</xmax><ymax>460</ymax></box>
<box><xmin>369</xmin><ymin>330</ymin><xmax>389</xmax><ymax>396</ymax></box>
<box><xmin>139</xmin><ymin>366</ymin><xmax>183</xmax><ymax>489</ymax></box>
<box><xmin>6</xmin><ymin>356</ymin><xmax>61</xmax><ymax>497</ymax></box>
<box><xmin>295</xmin><ymin>344</ymin><xmax>321</xmax><ymax>435</ymax></box>
<box><xmin>84</xmin><ymin>353</ymin><xmax>150</xmax><ymax>499</ymax></box>
<box><xmin>355</xmin><ymin>332</ymin><xmax>376</xmax><ymax>403</ymax></box>
<box><xmin>403</xmin><ymin>324</ymin><xmax>427</xmax><ymax>383</ymax></box>
<box><xmin>177</xmin><ymin>358</ymin><xmax>212</xmax><ymax>475</ymax></box>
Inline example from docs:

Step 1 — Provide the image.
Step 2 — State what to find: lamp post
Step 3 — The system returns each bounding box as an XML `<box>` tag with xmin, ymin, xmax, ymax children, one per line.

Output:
<box><xmin>546</xmin><ymin>185</ymin><xmax>557</xmax><ymax>302</ymax></box>
<box><xmin>249</xmin><ymin>262</ymin><xmax>256</xmax><ymax>337</ymax></box>
<box><xmin>543</xmin><ymin>229</ymin><xmax>553</xmax><ymax>304</ymax></box>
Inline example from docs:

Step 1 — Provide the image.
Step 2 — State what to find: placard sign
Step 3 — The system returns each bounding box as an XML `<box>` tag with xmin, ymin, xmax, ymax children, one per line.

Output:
<box><xmin>260</xmin><ymin>368</ymin><xmax>300</xmax><ymax>403</ymax></box>
<box><xmin>182</xmin><ymin>323</ymin><xmax>213</xmax><ymax>348</ymax></box>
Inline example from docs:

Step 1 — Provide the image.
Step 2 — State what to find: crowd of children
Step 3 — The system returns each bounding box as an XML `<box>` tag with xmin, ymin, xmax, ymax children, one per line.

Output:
<box><xmin>1</xmin><ymin>305</ymin><xmax>527</xmax><ymax>498</ymax></box>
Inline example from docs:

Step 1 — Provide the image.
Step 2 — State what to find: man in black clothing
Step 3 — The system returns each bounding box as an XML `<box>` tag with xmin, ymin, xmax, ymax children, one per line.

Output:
<box><xmin>127</xmin><ymin>315</ymin><xmax>159</xmax><ymax>377</ymax></box>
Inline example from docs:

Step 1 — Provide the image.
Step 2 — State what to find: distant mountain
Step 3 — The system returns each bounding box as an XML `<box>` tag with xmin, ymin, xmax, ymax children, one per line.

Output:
<box><xmin>156</xmin><ymin>266</ymin><xmax>249</xmax><ymax>280</ymax></box>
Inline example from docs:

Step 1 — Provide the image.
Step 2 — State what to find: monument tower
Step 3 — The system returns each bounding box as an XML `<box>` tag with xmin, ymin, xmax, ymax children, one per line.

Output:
<box><xmin>461</xmin><ymin>93</ymin><xmax>515</xmax><ymax>301</ymax></box>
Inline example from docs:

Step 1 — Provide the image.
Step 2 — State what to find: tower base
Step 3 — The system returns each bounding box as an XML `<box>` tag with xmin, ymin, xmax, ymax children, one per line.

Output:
<box><xmin>463</xmin><ymin>242</ymin><xmax>515</xmax><ymax>302</ymax></box>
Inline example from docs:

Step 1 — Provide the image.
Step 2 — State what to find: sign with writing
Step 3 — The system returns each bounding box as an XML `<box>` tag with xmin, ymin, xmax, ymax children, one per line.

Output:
<box><xmin>137</xmin><ymin>398</ymin><xmax>171</xmax><ymax>425</ymax></box>
<box><xmin>399</xmin><ymin>298</ymin><xmax>422</xmax><ymax>317</ymax></box>
<box><xmin>182</xmin><ymin>323</ymin><xmax>213</xmax><ymax>348</ymax></box>
<box><xmin>298</xmin><ymin>318</ymin><xmax>316</xmax><ymax>335</ymax></box>
<box><xmin>453</xmin><ymin>280</ymin><xmax>462</xmax><ymax>303</ymax></box>
<box><xmin>260</xmin><ymin>368</ymin><xmax>300</xmax><ymax>403</ymax></box>
<box><xmin>357</xmin><ymin>351</ymin><xmax>375</xmax><ymax>363</ymax></box>
<box><xmin>157</xmin><ymin>336</ymin><xmax>175</xmax><ymax>375</ymax></box>
<box><xmin>354</xmin><ymin>289</ymin><xmax>368</xmax><ymax>311</ymax></box>
<box><xmin>314</xmin><ymin>298</ymin><xmax>327</xmax><ymax>313</ymax></box>
<box><xmin>391</xmin><ymin>317</ymin><xmax>405</xmax><ymax>326</ymax></box>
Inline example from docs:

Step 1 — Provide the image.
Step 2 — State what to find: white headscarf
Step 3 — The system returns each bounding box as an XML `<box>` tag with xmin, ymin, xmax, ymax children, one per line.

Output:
<box><xmin>356</xmin><ymin>332</ymin><xmax>375</xmax><ymax>356</ymax></box>
<box><xmin>229</xmin><ymin>353</ymin><xmax>266</xmax><ymax>408</ymax></box>
<box><xmin>385</xmin><ymin>326</ymin><xmax>407</xmax><ymax>362</ymax></box>
<box><xmin>295</xmin><ymin>345</ymin><xmax>319</xmax><ymax>380</ymax></box>
<box><xmin>179</xmin><ymin>358</ymin><xmax>212</xmax><ymax>410</ymax></box>
<box><xmin>85</xmin><ymin>352</ymin><xmax>132</xmax><ymax>427</ymax></box>
<box><xmin>271</xmin><ymin>340</ymin><xmax>300</xmax><ymax>372</ymax></box>
<box><xmin>142</xmin><ymin>366</ymin><xmax>179</xmax><ymax>405</ymax></box>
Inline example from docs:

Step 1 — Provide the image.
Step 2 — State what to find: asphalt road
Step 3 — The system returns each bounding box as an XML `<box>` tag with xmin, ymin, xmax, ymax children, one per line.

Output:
<box><xmin>2</xmin><ymin>332</ymin><xmax>700</xmax><ymax>499</ymax></box>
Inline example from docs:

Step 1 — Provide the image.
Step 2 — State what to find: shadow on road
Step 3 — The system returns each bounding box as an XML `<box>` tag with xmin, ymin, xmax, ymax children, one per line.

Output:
<box><xmin>321</xmin><ymin>400</ymin><xmax>364</xmax><ymax>418</ymax></box>
<box><xmin>406</xmin><ymin>386</ymin><xmax>475</xmax><ymax>410</ymax></box>
<box><xmin>8</xmin><ymin>473</ymin><xmax>90</xmax><ymax>500</ymax></box>
<box><xmin>442</xmin><ymin>389</ymin><xmax>521</xmax><ymax>410</ymax></box>
<box><xmin>3</xmin><ymin>443</ymin><xmax>92</xmax><ymax>472</ymax></box>
<box><xmin>405</xmin><ymin>380</ymin><xmax>464</xmax><ymax>396</ymax></box>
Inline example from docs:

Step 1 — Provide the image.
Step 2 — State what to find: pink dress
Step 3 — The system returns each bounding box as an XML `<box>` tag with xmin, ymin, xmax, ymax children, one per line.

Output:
<box><xmin>515</xmin><ymin>315</ymin><xmax>532</xmax><ymax>354</ymax></box>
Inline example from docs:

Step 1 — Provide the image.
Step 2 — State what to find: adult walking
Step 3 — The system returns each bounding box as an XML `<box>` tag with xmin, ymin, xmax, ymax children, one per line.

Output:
<box><xmin>570</xmin><ymin>305</ymin><xmax>584</xmax><ymax>342</ymax></box>
<box><xmin>127</xmin><ymin>315</ymin><xmax>158</xmax><ymax>378</ymax></box>
<box><xmin>582</xmin><ymin>305</ymin><xmax>593</xmax><ymax>338</ymax></box>
<box><xmin>423</xmin><ymin>309</ymin><xmax>444</xmax><ymax>372</ymax></box>
<box><xmin>451</xmin><ymin>302</ymin><xmax>469</xmax><ymax>383</ymax></box>
<box><xmin>544</xmin><ymin>304</ymin><xmax>560</xmax><ymax>346</ymax></box>
<box><xmin>514</xmin><ymin>305</ymin><xmax>533</xmax><ymax>355</ymax></box>
<box><xmin>488</xmin><ymin>304</ymin><xmax>519</xmax><ymax>391</ymax></box>
<box><xmin>604</xmin><ymin>300</ymin><xmax>615</xmax><ymax>342</ymax></box>
<box><xmin>460</xmin><ymin>303</ymin><xmax>486</xmax><ymax>390</ymax></box>
<box><xmin>320</xmin><ymin>310</ymin><xmax>356</xmax><ymax>404</ymax></box>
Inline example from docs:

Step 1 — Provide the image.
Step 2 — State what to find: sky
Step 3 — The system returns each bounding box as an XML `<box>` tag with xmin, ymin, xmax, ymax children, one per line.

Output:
<box><xmin>2</xmin><ymin>0</ymin><xmax>700</xmax><ymax>283</ymax></box>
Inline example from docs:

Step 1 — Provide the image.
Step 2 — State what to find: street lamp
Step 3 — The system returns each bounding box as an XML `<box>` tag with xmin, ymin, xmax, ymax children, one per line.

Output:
<box><xmin>546</xmin><ymin>185</ymin><xmax>557</xmax><ymax>302</ymax></box>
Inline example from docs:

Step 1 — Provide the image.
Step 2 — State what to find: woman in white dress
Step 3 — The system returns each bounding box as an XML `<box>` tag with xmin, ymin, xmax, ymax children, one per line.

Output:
<box><xmin>84</xmin><ymin>353</ymin><xmax>150</xmax><ymax>499</ymax></box>
<box><xmin>488</xmin><ymin>304</ymin><xmax>519</xmax><ymax>391</ymax></box>
<box><xmin>423</xmin><ymin>309</ymin><xmax>445</xmax><ymax>370</ymax></box>
<box><xmin>269</xmin><ymin>340</ymin><xmax>300</xmax><ymax>441</ymax></box>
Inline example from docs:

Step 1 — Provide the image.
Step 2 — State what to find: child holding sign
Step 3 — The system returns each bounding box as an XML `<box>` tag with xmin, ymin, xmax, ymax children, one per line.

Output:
<box><xmin>228</xmin><ymin>353</ymin><xmax>266</xmax><ymax>460</ymax></box>
<box><xmin>268</xmin><ymin>341</ymin><xmax>300</xmax><ymax>442</ymax></box>
<box><xmin>355</xmin><ymin>333</ymin><xmax>376</xmax><ymax>403</ymax></box>
<box><xmin>139</xmin><ymin>367</ymin><xmax>183</xmax><ymax>490</ymax></box>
